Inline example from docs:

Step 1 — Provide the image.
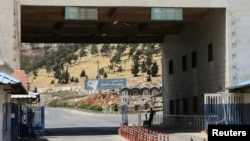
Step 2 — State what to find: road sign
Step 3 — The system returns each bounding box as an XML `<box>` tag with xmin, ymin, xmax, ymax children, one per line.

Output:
<box><xmin>84</xmin><ymin>78</ymin><xmax>127</xmax><ymax>90</ymax></box>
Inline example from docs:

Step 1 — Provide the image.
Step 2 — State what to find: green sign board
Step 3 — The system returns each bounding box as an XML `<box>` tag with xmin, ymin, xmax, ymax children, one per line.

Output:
<box><xmin>151</xmin><ymin>7</ymin><xmax>183</xmax><ymax>21</ymax></box>
<box><xmin>84</xmin><ymin>78</ymin><xmax>127</xmax><ymax>90</ymax></box>
<box><xmin>65</xmin><ymin>6</ymin><xmax>98</xmax><ymax>20</ymax></box>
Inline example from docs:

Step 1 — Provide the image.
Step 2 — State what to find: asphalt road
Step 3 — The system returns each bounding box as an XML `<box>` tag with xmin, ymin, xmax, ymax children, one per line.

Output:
<box><xmin>43</xmin><ymin>107</ymin><xmax>138</xmax><ymax>141</ymax></box>
<box><xmin>24</xmin><ymin>108</ymin><xmax>207</xmax><ymax>141</ymax></box>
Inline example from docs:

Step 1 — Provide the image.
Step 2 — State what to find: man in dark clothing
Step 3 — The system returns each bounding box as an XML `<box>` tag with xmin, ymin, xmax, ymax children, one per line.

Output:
<box><xmin>148</xmin><ymin>108</ymin><xmax>155</xmax><ymax>127</ymax></box>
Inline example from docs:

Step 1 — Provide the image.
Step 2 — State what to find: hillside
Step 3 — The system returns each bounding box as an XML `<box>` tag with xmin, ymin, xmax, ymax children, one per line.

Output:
<box><xmin>22</xmin><ymin>44</ymin><xmax>163</xmax><ymax>90</ymax></box>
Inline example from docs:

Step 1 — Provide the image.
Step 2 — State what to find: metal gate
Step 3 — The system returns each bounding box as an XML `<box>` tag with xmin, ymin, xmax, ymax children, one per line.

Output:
<box><xmin>204</xmin><ymin>93</ymin><xmax>242</xmax><ymax>126</ymax></box>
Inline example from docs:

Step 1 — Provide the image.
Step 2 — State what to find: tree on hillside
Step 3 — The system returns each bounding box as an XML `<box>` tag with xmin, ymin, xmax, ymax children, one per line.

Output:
<box><xmin>90</xmin><ymin>44</ymin><xmax>98</xmax><ymax>56</ymax></box>
<box><xmin>70</xmin><ymin>76</ymin><xmax>75</xmax><ymax>82</ymax></box>
<box><xmin>141</xmin><ymin>61</ymin><xmax>147</xmax><ymax>75</ymax></box>
<box><xmin>146</xmin><ymin>55</ymin><xmax>153</xmax><ymax>67</ymax></box>
<box><xmin>128</xmin><ymin>44</ymin><xmax>138</xmax><ymax>59</ymax></box>
<box><xmin>99</xmin><ymin>67</ymin><xmax>105</xmax><ymax>75</ymax></box>
<box><xmin>103</xmin><ymin>72</ymin><xmax>108</xmax><ymax>78</ymax></box>
<box><xmin>151</xmin><ymin>61</ymin><xmax>159</xmax><ymax>77</ymax></box>
<box><xmin>147</xmin><ymin>75</ymin><xmax>152</xmax><ymax>82</ymax></box>
<box><xmin>100</xmin><ymin>44</ymin><xmax>111</xmax><ymax>57</ymax></box>
<box><xmin>110</xmin><ymin>52</ymin><xmax>121</xmax><ymax>72</ymax></box>
<box><xmin>80</xmin><ymin>69</ymin><xmax>86</xmax><ymax>77</ymax></box>
<box><xmin>75</xmin><ymin>77</ymin><xmax>79</xmax><ymax>83</ymax></box>
<box><xmin>116</xmin><ymin>44</ymin><xmax>127</xmax><ymax>54</ymax></box>
<box><xmin>117</xmin><ymin>66</ymin><xmax>123</xmax><ymax>76</ymax></box>
<box><xmin>33</xmin><ymin>70</ymin><xmax>38</xmax><ymax>78</ymax></box>
<box><xmin>45</xmin><ymin>65</ymin><xmax>52</xmax><ymax>77</ymax></box>
<box><xmin>61</xmin><ymin>68</ymin><xmax>70</xmax><ymax>84</ymax></box>
<box><xmin>131</xmin><ymin>60</ymin><xmax>140</xmax><ymax>77</ymax></box>
<box><xmin>54</xmin><ymin>69</ymin><xmax>62</xmax><ymax>82</ymax></box>
<box><xmin>79</xmin><ymin>47</ymin><xmax>87</xmax><ymax>63</ymax></box>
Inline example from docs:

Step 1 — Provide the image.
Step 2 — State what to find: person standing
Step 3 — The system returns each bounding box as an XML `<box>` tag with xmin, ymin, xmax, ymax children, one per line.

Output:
<box><xmin>148</xmin><ymin>108</ymin><xmax>155</xmax><ymax>127</ymax></box>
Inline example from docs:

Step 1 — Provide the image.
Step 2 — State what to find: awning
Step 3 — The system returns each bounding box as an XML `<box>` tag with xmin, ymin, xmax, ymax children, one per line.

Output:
<box><xmin>226</xmin><ymin>80</ymin><xmax>250</xmax><ymax>90</ymax></box>
<box><xmin>0</xmin><ymin>71</ymin><xmax>28</xmax><ymax>94</ymax></box>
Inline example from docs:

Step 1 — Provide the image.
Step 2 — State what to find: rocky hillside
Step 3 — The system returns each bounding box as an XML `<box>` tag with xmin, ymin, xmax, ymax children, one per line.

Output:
<box><xmin>22</xmin><ymin>44</ymin><xmax>163</xmax><ymax>90</ymax></box>
<box><xmin>22</xmin><ymin>44</ymin><xmax>163</xmax><ymax>109</ymax></box>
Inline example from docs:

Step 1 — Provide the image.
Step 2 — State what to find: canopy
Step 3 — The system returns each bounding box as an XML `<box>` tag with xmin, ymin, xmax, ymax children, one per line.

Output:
<box><xmin>0</xmin><ymin>71</ymin><xmax>28</xmax><ymax>94</ymax></box>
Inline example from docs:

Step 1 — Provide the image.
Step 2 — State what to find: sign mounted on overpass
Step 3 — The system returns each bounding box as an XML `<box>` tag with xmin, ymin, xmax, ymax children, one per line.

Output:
<box><xmin>151</xmin><ymin>7</ymin><xmax>183</xmax><ymax>21</ymax></box>
<box><xmin>65</xmin><ymin>6</ymin><xmax>98</xmax><ymax>20</ymax></box>
<box><xmin>84</xmin><ymin>78</ymin><xmax>127</xmax><ymax>90</ymax></box>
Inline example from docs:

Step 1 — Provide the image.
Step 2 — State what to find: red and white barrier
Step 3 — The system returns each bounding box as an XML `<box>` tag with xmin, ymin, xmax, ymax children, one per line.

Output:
<box><xmin>119</xmin><ymin>124</ymin><xmax>169</xmax><ymax>141</ymax></box>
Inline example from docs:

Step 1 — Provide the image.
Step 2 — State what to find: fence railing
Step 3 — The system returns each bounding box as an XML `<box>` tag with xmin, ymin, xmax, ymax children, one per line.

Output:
<box><xmin>163</xmin><ymin>115</ymin><xmax>205</xmax><ymax>130</ymax></box>
<box><xmin>138</xmin><ymin>114</ymin><xmax>205</xmax><ymax>130</ymax></box>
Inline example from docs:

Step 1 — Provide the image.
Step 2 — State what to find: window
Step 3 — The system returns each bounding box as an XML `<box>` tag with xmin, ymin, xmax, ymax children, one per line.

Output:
<box><xmin>183</xmin><ymin>98</ymin><xmax>188</xmax><ymax>114</ymax></box>
<box><xmin>182</xmin><ymin>55</ymin><xmax>187</xmax><ymax>71</ymax></box>
<box><xmin>208</xmin><ymin>43</ymin><xmax>213</xmax><ymax>62</ymax></box>
<box><xmin>193</xmin><ymin>96</ymin><xmax>198</xmax><ymax>113</ymax></box>
<box><xmin>191</xmin><ymin>51</ymin><xmax>197</xmax><ymax>68</ymax></box>
<box><xmin>170</xmin><ymin>100</ymin><xmax>174</xmax><ymax>114</ymax></box>
<box><xmin>169</xmin><ymin>60</ymin><xmax>173</xmax><ymax>74</ymax></box>
<box><xmin>175</xmin><ymin>99</ymin><xmax>180</xmax><ymax>115</ymax></box>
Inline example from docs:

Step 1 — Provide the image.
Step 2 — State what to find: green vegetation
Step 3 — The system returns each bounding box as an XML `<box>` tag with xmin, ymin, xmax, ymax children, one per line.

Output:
<box><xmin>48</xmin><ymin>99</ymin><xmax>74</xmax><ymax>108</ymax></box>
<box><xmin>78</xmin><ymin>104</ymin><xmax>103</xmax><ymax>112</ymax></box>
<box><xmin>144</xmin><ymin>102</ymin><xmax>149</xmax><ymax>110</ymax></box>
<box><xmin>134</xmin><ymin>104</ymin><xmax>140</xmax><ymax>112</ymax></box>
<box><xmin>21</xmin><ymin>43</ymin><xmax>161</xmax><ymax>85</ymax></box>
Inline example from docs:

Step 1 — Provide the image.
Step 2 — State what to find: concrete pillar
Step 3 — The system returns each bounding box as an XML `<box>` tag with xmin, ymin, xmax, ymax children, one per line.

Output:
<box><xmin>0</xmin><ymin>0</ymin><xmax>21</xmax><ymax>70</ymax></box>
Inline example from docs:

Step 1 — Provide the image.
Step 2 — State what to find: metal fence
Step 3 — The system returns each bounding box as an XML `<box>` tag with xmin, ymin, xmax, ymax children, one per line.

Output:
<box><xmin>163</xmin><ymin>115</ymin><xmax>205</xmax><ymax>130</ymax></box>
<box><xmin>138</xmin><ymin>114</ymin><xmax>205</xmax><ymax>130</ymax></box>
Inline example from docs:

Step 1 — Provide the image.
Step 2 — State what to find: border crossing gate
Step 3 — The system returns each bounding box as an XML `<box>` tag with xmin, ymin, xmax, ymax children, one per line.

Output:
<box><xmin>204</xmin><ymin>93</ymin><xmax>242</xmax><ymax>126</ymax></box>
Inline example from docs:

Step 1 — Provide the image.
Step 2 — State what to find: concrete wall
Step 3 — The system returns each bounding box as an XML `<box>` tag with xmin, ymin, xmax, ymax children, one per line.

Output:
<box><xmin>0</xmin><ymin>86</ymin><xmax>11</xmax><ymax>141</ymax></box>
<box><xmin>0</xmin><ymin>0</ymin><xmax>21</xmax><ymax>70</ymax></box>
<box><xmin>0</xmin><ymin>62</ymin><xmax>16</xmax><ymax>141</ymax></box>
<box><xmin>162</xmin><ymin>9</ymin><xmax>226</xmax><ymax>115</ymax></box>
<box><xmin>226</xmin><ymin>0</ymin><xmax>250</xmax><ymax>88</ymax></box>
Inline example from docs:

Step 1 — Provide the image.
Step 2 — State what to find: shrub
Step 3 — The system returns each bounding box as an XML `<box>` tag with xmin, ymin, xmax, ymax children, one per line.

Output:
<box><xmin>78</xmin><ymin>104</ymin><xmax>91</xmax><ymax>109</ymax></box>
<box><xmin>134</xmin><ymin>104</ymin><xmax>140</xmax><ymax>111</ymax></box>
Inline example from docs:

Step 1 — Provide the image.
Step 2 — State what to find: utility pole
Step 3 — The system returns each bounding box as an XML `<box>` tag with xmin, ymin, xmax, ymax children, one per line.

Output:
<box><xmin>96</xmin><ymin>60</ymin><xmax>100</xmax><ymax>79</ymax></box>
<box><xmin>96</xmin><ymin>60</ymin><xmax>101</xmax><ymax>94</ymax></box>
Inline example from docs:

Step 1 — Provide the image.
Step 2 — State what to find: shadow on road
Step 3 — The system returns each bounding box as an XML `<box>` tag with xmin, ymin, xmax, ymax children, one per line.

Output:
<box><xmin>45</xmin><ymin>126</ymin><xmax>120</xmax><ymax>136</ymax></box>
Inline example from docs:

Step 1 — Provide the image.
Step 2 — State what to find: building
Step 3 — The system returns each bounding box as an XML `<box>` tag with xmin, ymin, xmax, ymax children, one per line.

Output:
<box><xmin>1</xmin><ymin>0</ymin><xmax>250</xmax><ymax>136</ymax></box>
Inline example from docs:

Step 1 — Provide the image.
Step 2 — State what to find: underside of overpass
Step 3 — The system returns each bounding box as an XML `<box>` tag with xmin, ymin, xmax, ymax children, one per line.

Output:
<box><xmin>21</xmin><ymin>6</ymin><xmax>209</xmax><ymax>43</ymax></box>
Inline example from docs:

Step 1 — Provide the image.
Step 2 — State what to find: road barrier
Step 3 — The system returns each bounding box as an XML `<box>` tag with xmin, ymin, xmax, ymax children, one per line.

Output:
<box><xmin>119</xmin><ymin>124</ymin><xmax>169</xmax><ymax>141</ymax></box>
<box><xmin>119</xmin><ymin>124</ymin><xmax>207</xmax><ymax>141</ymax></box>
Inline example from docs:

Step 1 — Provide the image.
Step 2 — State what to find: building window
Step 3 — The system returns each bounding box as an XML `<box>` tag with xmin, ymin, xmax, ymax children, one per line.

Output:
<box><xmin>175</xmin><ymin>99</ymin><xmax>180</xmax><ymax>115</ymax></box>
<box><xmin>208</xmin><ymin>43</ymin><xmax>213</xmax><ymax>62</ymax></box>
<box><xmin>183</xmin><ymin>98</ymin><xmax>188</xmax><ymax>114</ymax></box>
<box><xmin>169</xmin><ymin>60</ymin><xmax>173</xmax><ymax>74</ymax></box>
<box><xmin>170</xmin><ymin>100</ymin><xmax>174</xmax><ymax>114</ymax></box>
<box><xmin>191</xmin><ymin>51</ymin><xmax>197</xmax><ymax>68</ymax></box>
<box><xmin>193</xmin><ymin>96</ymin><xmax>198</xmax><ymax>113</ymax></box>
<box><xmin>182</xmin><ymin>55</ymin><xmax>187</xmax><ymax>71</ymax></box>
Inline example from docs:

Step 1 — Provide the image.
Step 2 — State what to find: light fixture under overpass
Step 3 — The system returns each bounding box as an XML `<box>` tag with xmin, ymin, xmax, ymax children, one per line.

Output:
<box><xmin>113</xmin><ymin>20</ymin><xmax>118</xmax><ymax>24</ymax></box>
<box><xmin>64</xmin><ymin>6</ymin><xmax>98</xmax><ymax>20</ymax></box>
<box><xmin>151</xmin><ymin>7</ymin><xmax>183</xmax><ymax>21</ymax></box>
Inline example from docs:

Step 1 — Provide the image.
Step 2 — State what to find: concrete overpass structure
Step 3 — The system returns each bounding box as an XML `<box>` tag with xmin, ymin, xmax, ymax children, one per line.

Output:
<box><xmin>1</xmin><ymin>0</ymin><xmax>250</xmax><ymax>140</ymax></box>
